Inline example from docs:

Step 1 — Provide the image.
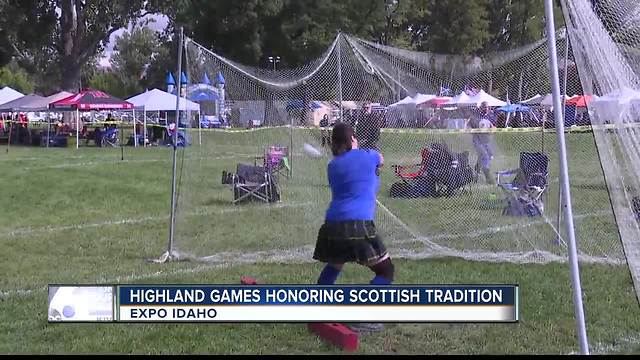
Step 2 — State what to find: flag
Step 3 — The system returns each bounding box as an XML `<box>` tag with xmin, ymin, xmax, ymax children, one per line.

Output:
<box><xmin>464</xmin><ymin>84</ymin><xmax>479</xmax><ymax>96</ymax></box>
<box><xmin>439</xmin><ymin>86</ymin><xmax>451</xmax><ymax>96</ymax></box>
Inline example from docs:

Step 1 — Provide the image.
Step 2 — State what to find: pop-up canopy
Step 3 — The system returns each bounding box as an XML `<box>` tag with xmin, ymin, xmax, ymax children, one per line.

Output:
<box><xmin>49</xmin><ymin>89</ymin><xmax>133</xmax><ymax>111</ymax></box>
<box><xmin>0</xmin><ymin>86</ymin><xmax>24</xmax><ymax>106</ymax></box>
<box><xmin>49</xmin><ymin>89</ymin><xmax>134</xmax><ymax>149</ymax></box>
<box><xmin>448</xmin><ymin>90</ymin><xmax>507</xmax><ymax>107</ymax></box>
<box><xmin>0</xmin><ymin>94</ymin><xmax>46</xmax><ymax>112</ymax></box>
<box><xmin>126</xmin><ymin>88</ymin><xmax>200</xmax><ymax>112</ymax></box>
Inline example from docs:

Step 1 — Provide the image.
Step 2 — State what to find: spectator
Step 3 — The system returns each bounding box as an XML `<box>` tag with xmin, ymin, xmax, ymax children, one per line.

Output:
<box><xmin>467</xmin><ymin>102</ymin><xmax>496</xmax><ymax>184</ymax></box>
<box><xmin>356</xmin><ymin>102</ymin><xmax>381</xmax><ymax>150</ymax></box>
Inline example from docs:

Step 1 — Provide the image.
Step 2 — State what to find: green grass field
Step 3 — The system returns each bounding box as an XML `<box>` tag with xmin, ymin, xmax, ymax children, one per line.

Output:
<box><xmin>1</xmin><ymin>127</ymin><xmax>639</xmax><ymax>355</ymax></box>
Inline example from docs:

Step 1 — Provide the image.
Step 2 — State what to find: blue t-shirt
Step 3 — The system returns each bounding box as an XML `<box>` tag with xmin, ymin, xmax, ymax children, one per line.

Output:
<box><xmin>325</xmin><ymin>149</ymin><xmax>381</xmax><ymax>221</ymax></box>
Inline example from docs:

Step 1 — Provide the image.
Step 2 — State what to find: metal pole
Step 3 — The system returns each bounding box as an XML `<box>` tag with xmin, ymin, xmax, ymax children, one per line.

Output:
<box><xmin>557</xmin><ymin>26</ymin><xmax>571</xmax><ymax>252</ymax></box>
<box><xmin>133</xmin><ymin>109</ymin><xmax>137</xmax><ymax>147</ymax></box>
<box><xmin>168</xmin><ymin>26</ymin><xmax>184</xmax><ymax>259</ymax></box>
<box><xmin>563</xmin><ymin>32</ymin><xmax>570</xmax><ymax>99</ymax></box>
<box><xmin>198</xmin><ymin>111</ymin><xmax>202</xmax><ymax>146</ymax></box>
<box><xmin>143</xmin><ymin>106</ymin><xmax>147</xmax><ymax>148</ymax></box>
<box><xmin>337</xmin><ymin>32</ymin><xmax>343</xmax><ymax>122</ymax></box>
<box><xmin>544</xmin><ymin>0</ymin><xmax>589</xmax><ymax>354</ymax></box>
<box><xmin>518</xmin><ymin>71</ymin><xmax>524</xmax><ymax>102</ymax></box>
<box><xmin>289</xmin><ymin>102</ymin><xmax>294</xmax><ymax>177</ymax></box>
<box><xmin>46</xmin><ymin>112</ymin><xmax>50</xmax><ymax>148</ymax></box>
<box><xmin>76</xmin><ymin>109</ymin><xmax>79</xmax><ymax>149</ymax></box>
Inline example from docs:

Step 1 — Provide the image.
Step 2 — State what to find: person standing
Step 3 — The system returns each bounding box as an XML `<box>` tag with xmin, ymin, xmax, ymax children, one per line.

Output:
<box><xmin>467</xmin><ymin>102</ymin><xmax>496</xmax><ymax>184</ymax></box>
<box><xmin>312</xmin><ymin>122</ymin><xmax>392</xmax><ymax>333</ymax></box>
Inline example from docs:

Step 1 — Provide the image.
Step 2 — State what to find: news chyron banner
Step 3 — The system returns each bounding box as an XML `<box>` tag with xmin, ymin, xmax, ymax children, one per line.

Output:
<box><xmin>48</xmin><ymin>286</ymin><xmax>115</xmax><ymax>322</ymax></box>
<box><xmin>48</xmin><ymin>285</ymin><xmax>519</xmax><ymax>323</ymax></box>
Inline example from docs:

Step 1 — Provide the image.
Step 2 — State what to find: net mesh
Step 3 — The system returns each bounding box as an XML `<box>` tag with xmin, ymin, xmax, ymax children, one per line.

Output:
<box><xmin>160</xmin><ymin>11</ymin><xmax>633</xmax><ymax>272</ymax></box>
<box><xmin>560</xmin><ymin>0</ymin><xmax>640</xmax><ymax>300</ymax></box>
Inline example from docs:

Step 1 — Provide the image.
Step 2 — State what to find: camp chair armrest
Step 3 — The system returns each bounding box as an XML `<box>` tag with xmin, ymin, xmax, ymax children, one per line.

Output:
<box><xmin>392</xmin><ymin>164</ymin><xmax>422</xmax><ymax>175</ymax></box>
<box><xmin>392</xmin><ymin>163</ymin><xmax>422</xmax><ymax>170</ymax></box>
<box><xmin>495</xmin><ymin>169</ymin><xmax>519</xmax><ymax>184</ymax></box>
<box><xmin>496</xmin><ymin>169</ymin><xmax>519</xmax><ymax>176</ymax></box>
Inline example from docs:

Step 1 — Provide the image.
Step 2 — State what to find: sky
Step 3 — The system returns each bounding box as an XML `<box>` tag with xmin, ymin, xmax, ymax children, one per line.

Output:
<box><xmin>98</xmin><ymin>13</ymin><xmax>170</xmax><ymax>68</ymax></box>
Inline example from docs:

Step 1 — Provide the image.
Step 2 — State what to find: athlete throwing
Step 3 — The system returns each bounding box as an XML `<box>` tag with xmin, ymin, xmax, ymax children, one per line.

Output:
<box><xmin>312</xmin><ymin>122</ymin><xmax>393</xmax><ymax>333</ymax></box>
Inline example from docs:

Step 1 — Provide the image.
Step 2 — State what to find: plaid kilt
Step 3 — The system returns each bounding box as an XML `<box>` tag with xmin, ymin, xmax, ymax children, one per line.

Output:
<box><xmin>313</xmin><ymin>220</ymin><xmax>388</xmax><ymax>265</ymax></box>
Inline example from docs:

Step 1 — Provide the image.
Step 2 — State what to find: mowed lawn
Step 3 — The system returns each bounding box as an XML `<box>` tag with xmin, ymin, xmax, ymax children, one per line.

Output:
<box><xmin>0</xmin><ymin>127</ymin><xmax>639</xmax><ymax>355</ymax></box>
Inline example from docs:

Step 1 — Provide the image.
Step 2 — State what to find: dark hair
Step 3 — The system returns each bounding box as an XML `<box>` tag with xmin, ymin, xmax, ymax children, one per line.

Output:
<box><xmin>331</xmin><ymin>122</ymin><xmax>354</xmax><ymax>156</ymax></box>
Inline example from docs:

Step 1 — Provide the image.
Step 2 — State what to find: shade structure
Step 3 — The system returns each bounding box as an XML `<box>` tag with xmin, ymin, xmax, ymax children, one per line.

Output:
<box><xmin>540</xmin><ymin>93</ymin><xmax>576</xmax><ymax>107</ymax></box>
<box><xmin>520</xmin><ymin>94</ymin><xmax>543</xmax><ymax>105</ymax></box>
<box><xmin>418</xmin><ymin>96</ymin><xmax>453</xmax><ymax>107</ymax></box>
<box><xmin>0</xmin><ymin>94</ymin><xmax>46</xmax><ymax>111</ymax></box>
<box><xmin>7</xmin><ymin>91</ymin><xmax>74</xmax><ymax>112</ymax></box>
<box><xmin>445</xmin><ymin>91</ymin><xmax>475</xmax><ymax>106</ymax></box>
<box><xmin>389</xmin><ymin>96</ymin><xmax>414</xmax><ymax>107</ymax></box>
<box><xmin>448</xmin><ymin>89</ymin><xmax>507</xmax><ymax>107</ymax></box>
<box><xmin>0</xmin><ymin>86</ymin><xmax>24</xmax><ymax>105</ymax></box>
<box><xmin>286</xmin><ymin>99</ymin><xmax>322</xmax><ymax>111</ymax></box>
<box><xmin>565</xmin><ymin>95</ymin><xmax>595</xmax><ymax>108</ymax></box>
<box><xmin>49</xmin><ymin>89</ymin><xmax>133</xmax><ymax>111</ymax></box>
<box><xmin>48</xmin><ymin>89</ymin><xmax>134</xmax><ymax>150</ymax></box>
<box><xmin>496</xmin><ymin>103</ymin><xmax>533</xmax><ymax>113</ymax></box>
<box><xmin>592</xmin><ymin>87</ymin><xmax>640</xmax><ymax>105</ymax></box>
<box><xmin>126</xmin><ymin>88</ymin><xmax>201</xmax><ymax>112</ymax></box>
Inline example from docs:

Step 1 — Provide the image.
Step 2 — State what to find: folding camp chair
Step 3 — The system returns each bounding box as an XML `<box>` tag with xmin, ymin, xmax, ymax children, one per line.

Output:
<box><xmin>226</xmin><ymin>163</ymin><xmax>281</xmax><ymax>204</ymax></box>
<box><xmin>256</xmin><ymin>145</ymin><xmax>291</xmax><ymax>178</ymax></box>
<box><xmin>496</xmin><ymin>152</ymin><xmax>549</xmax><ymax>216</ymax></box>
<box><xmin>392</xmin><ymin>148</ymin><xmax>430</xmax><ymax>186</ymax></box>
<box><xmin>390</xmin><ymin>144</ymin><xmax>474</xmax><ymax>198</ymax></box>
<box><xmin>101</xmin><ymin>127</ymin><xmax>119</xmax><ymax>147</ymax></box>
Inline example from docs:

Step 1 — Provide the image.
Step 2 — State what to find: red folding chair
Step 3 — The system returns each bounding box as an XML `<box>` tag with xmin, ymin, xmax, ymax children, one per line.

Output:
<box><xmin>392</xmin><ymin>148</ymin><xmax>430</xmax><ymax>185</ymax></box>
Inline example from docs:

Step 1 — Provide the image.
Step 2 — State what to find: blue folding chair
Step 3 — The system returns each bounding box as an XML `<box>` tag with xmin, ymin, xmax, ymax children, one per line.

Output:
<box><xmin>496</xmin><ymin>152</ymin><xmax>549</xmax><ymax>216</ymax></box>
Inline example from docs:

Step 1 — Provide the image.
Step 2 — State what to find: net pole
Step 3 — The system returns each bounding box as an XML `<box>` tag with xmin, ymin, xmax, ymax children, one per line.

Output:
<box><xmin>544</xmin><ymin>0</ymin><xmax>589</xmax><ymax>354</ymax></box>
<box><xmin>143</xmin><ymin>106</ymin><xmax>147</xmax><ymax>148</ymax></box>
<box><xmin>133</xmin><ymin>109</ymin><xmax>137</xmax><ymax>147</ymax></box>
<box><xmin>289</xmin><ymin>99</ymin><xmax>294</xmax><ymax>176</ymax></box>
<box><xmin>46</xmin><ymin>112</ymin><xmax>50</xmax><ymax>148</ymax></box>
<box><xmin>168</xmin><ymin>26</ymin><xmax>184</xmax><ymax>259</ymax></box>
<box><xmin>557</xmin><ymin>29</ymin><xmax>571</xmax><ymax>245</ymax></box>
<box><xmin>337</xmin><ymin>32</ymin><xmax>343</xmax><ymax>122</ymax></box>
<box><xmin>76</xmin><ymin>109</ymin><xmax>79</xmax><ymax>149</ymax></box>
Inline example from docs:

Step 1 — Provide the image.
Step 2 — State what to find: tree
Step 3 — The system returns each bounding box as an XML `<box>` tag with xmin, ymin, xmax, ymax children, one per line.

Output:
<box><xmin>418</xmin><ymin>0</ymin><xmax>491</xmax><ymax>55</ymax></box>
<box><xmin>174</xmin><ymin>0</ymin><xmax>284</xmax><ymax>67</ymax></box>
<box><xmin>57</xmin><ymin>0</ymin><xmax>170</xmax><ymax>91</ymax></box>
<box><xmin>88</xmin><ymin>70</ymin><xmax>127</xmax><ymax>99</ymax></box>
<box><xmin>110</xmin><ymin>26</ymin><xmax>162</xmax><ymax>96</ymax></box>
<box><xmin>0</xmin><ymin>61</ymin><xmax>35</xmax><ymax>93</ymax></box>
<box><xmin>0</xmin><ymin>0</ymin><xmax>57</xmax><ymax>67</ymax></box>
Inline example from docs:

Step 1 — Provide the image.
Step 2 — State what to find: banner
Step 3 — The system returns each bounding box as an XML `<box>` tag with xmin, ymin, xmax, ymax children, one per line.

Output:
<box><xmin>48</xmin><ymin>284</ymin><xmax>518</xmax><ymax>323</ymax></box>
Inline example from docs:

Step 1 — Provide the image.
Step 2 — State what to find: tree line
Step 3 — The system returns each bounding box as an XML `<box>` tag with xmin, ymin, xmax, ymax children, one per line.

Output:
<box><xmin>0</xmin><ymin>0</ymin><xmax>567</xmax><ymax>98</ymax></box>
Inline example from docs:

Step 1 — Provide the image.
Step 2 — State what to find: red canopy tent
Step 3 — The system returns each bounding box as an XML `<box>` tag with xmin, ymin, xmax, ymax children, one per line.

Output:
<box><xmin>418</xmin><ymin>96</ymin><xmax>454</xmax><ymax>108</ymax></box>
<box><xmin>49</xmin><ymin>89</ymin><xmax>134</xmax><ymax>148</ymax></box>
<box><xmin>49</xmin><ymin>89</ymin><xmax>133</xmax><ymax>111</ymax></box>
<box><xmin>565</xmin><ymin>95</ymin><xmax>594</xmax><ymax>108</ymax></box>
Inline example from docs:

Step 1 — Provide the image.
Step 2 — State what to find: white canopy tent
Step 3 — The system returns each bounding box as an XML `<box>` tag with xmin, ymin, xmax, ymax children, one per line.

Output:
<box><xmin>388</xmin><ymin>93</ymin><xmax>436</xmax><ymax>107</ymax></box>
<box><xmin>27</xmin><ymin>91</ymin><xmax>75</xmax><ymax>147</ymax></box>
<box><xmin>445</xmin><ymin>91</ymin><xmax>475</xmax><ymax>106</ymax></box>
<box><xmin>529</xmin><ymin>93</ymin><xmax>576</xmax><ymax>108</ymax></box>
<box><xmin>24</xmin><ymin>91</ymin><xmax>75</xmax><ymax>111</ymax></box>
<box><xmin>592</xmin><ymin>87</ymin><xmax>640</xmax><ymax>105</ymax></box>
<box><xmin>126</xmin><ymin>88</ymin><xmax>201</xmax><ymax>146</ymax></box>
<box><xmin>448</xmin><ymin>90</ymin><xmax>507</xmax><ymax>107</ymax></box>
<box><xmin>521</xmin><ymin>94</ymin><xmax>544</xmax><ymax>105</ymax></box>
<box><xmin>389</xmin><ymin>96</ymin><xmax>414</xmax><ymax>107</ymax></box>
<box><xmin>591</xmin><ymin>87</ymin><xmax>640</xmax><ymax>124</ymax></box>
<box><xmin>0</xmin><ymin>86</ymin><xmax>24</xmax><ymax>106</ymax></box>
